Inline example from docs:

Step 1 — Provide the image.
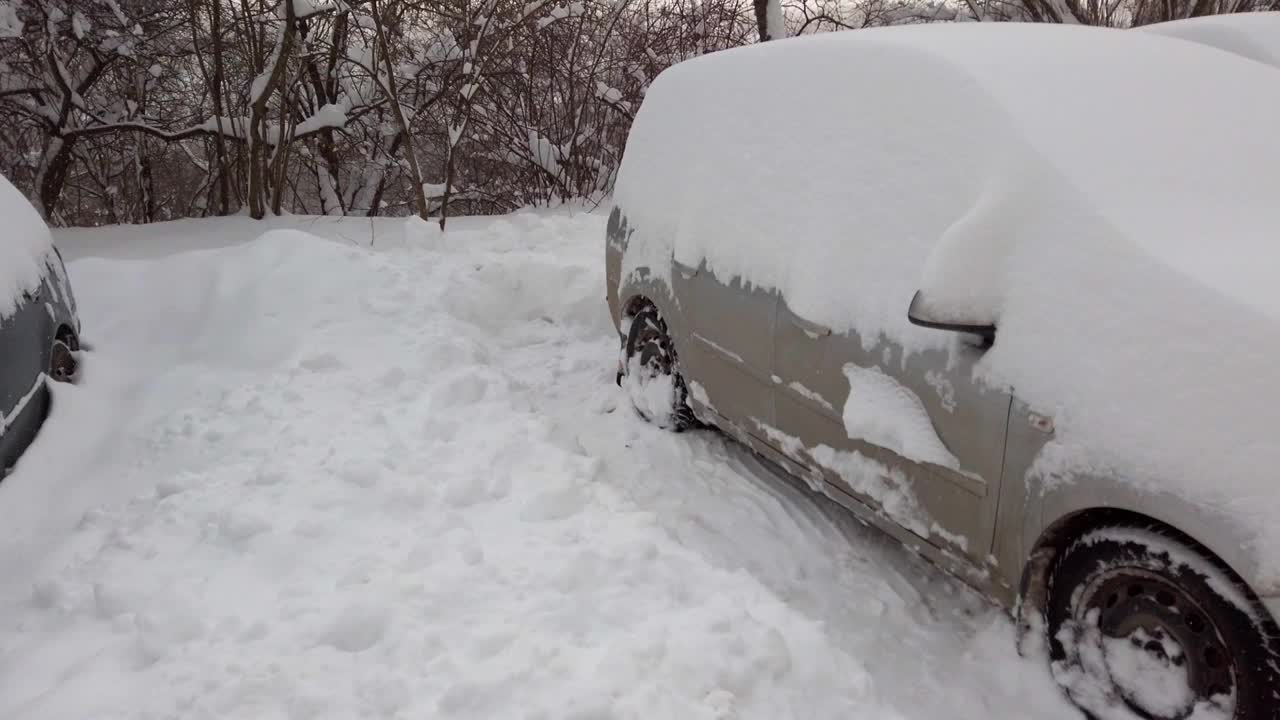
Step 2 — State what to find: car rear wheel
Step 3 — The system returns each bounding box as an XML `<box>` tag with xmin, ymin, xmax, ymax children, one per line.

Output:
<box><xmin>620</xmin><ymin>305</ymin><xmax>697</xmax><ymax>431</ymax></box>
<box><xmin>1045</xmin><ymin>526</ymin><xmax>1278</xmax><ymax>720</ymax></box>
<box><xmin>50</xmin><ymin>337</ymin><xmax>77</xmax><ymax>383</ymax></box>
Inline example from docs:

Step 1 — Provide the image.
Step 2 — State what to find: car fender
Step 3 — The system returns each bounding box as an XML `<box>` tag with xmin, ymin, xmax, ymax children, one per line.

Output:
<box><xmin>607</xmin><ymin>208</ymin><xmax>686</xmax><ymax>350</ymax></box>
<box><xmin>616</xmin><ymin>271</ymin><xmax>685</xmax><ymax>350</ymax></box>
<box><xmin>1026</xmin><ymin>472</ymin><xmax>1276</xmax><ymax>604</ymax></box>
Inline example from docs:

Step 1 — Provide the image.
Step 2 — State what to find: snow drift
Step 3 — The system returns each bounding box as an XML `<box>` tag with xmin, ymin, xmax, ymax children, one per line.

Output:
<box><xmin>1138</xmin><ymin>11</ymin><xmax>1280</xmax><ymax>69</ymax></box>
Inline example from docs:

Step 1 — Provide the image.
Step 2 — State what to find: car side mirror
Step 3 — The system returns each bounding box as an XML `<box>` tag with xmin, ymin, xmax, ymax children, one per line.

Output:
<box><xmin>907</xmin><ymin>290</ymin><xmax>996</xmax><ymax>346</ymax></box>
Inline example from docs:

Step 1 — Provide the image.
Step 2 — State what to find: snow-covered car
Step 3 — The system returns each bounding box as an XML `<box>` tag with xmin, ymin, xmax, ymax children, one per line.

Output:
<box><xmin>607</xmin><ymin>23</ymin><xmax>1280</xmax><ymax>720</ymax></box>
<box><xmin>1</xmin><ymin>176</ymin><xmax>80</xmax><ymax>475</ymax></box>
<box><xmin>1138</xmin><ymin>11</ymin><xmax>1280</xmax><ymax>68</ymax></box>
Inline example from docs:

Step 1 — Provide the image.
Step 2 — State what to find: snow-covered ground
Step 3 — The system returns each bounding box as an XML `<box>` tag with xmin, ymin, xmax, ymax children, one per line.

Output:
<box><xmin>0</xmin><ymin>212</ymin><xmax>1078</xmax><ymax>719</ymax></box>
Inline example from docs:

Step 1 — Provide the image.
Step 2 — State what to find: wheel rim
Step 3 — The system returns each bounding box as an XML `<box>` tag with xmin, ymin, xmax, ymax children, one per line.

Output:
<box><xmin>632</xmin><ymin>316</ymin><xmax>672</xmax><ymax>381</ymax></box>
<box><xmin>1075</xmin><ymin>567</ymin><xmax>1236</xmax><ymax>719</ymax></box>
<box><xmin>50</xmin><ymin>339</ymin><xmax>77</xmax><ymax>382</ymax></box>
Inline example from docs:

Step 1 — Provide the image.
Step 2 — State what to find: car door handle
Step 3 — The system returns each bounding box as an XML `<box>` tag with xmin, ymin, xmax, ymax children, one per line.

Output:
<box><xmin>672</xmin><ymin>259</ymin><xmax>699</xmax><ymax>279</ymax></box>
<box><xmin>782</xmin><ymin>305</ymin><xmax>831</xmax><ymax>337</ymax></box>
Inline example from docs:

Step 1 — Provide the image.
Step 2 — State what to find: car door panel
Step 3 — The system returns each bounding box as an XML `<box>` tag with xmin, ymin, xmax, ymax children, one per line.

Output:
<box><xmin>674</xmin><ymin>260</ymin><xmax>778</xmax><ymax>441</ymax></box>
<box><xmin>1</xmin><ymin>288</ymin><xmax>52</xmax><ymax>473</ymax></box>
<box><xmin>772</xmin><ymin>298</ymin><xmax>1010</xmax><ymax>564</ymax></box>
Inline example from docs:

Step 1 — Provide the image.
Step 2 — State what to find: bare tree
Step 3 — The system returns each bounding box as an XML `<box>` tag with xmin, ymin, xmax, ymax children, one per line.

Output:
<box><xmin>755</xmin><ymin>0</ymin><xmax>787</xmax><ymax>40</ymax></box>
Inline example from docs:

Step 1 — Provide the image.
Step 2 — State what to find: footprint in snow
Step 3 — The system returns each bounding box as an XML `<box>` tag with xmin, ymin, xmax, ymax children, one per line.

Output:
<box><xmin>297</xmin><ymin>352</ymin><xmax>346</xmax><ymax>372</ymax></box>
<box><xmin>320</xmin><ymin>602</ymin><xmax>389</xmax><ymax>653</ymax></box>
<box><xmin>520</xmin><ymin>484</ymin><xmax>588</xmax><ymax>522</ymax></box>
<box><xmin>339</xmin><ymin>459</ymin><xmax>381</xmax><ymax>488</ymax></box>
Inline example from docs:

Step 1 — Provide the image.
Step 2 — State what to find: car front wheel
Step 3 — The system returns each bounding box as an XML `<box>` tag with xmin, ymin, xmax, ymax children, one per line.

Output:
<box><xmin>50</xmin><ymin>337</ymin><xmax>77</xmax><ymax>382</ymax></box>
<box><xmin>1046</xmin><ymin>525</ymin><xmax>1278</xmax><ymax>720</ymax></box>
<box><xmin>620</xmin><ymin>304</ymin><xmax>696</xmax><ymax>431</ymax></box>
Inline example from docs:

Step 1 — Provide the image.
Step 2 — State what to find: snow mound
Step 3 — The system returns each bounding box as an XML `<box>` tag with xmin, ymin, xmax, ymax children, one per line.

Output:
<box><xmin>1138</xmin><ymin>11</ymin><xmax>1280</xmax><ymax>69</ymax></box>
<box><xmin>0</xmin><ymin>174</ymin><xmax>56</xmax><ymax>319</ymax></box>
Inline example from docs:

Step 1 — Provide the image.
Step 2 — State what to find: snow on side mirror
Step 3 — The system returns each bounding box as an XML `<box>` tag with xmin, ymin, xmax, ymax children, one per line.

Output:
<box><xmin>907</xmin><ymin>290</ymin><xmax>996</xmax><ymax>346</ymax></box>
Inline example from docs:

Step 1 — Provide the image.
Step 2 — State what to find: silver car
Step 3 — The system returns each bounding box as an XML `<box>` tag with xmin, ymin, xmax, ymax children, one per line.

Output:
<box><xmin>607</xmin><ymin>24</ymin><xmax>1280</xmax><ymax>720</ymax></box>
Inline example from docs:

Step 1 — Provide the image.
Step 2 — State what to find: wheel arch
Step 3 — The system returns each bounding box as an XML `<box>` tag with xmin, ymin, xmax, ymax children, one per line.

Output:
<box><xmin>1020</xmin><ymin>503</ymin><xmax>1279</xmax><ymax>637</ymax></box>
<box><xmin>615</xmin><ymin>272</ymin><xmax>686</xmax><ymax>342</ymax></box>
<box><xmin>620</xmin><ymin>293</ymin><xmax>655</xmax><ymax>321</ymax></box>
<box><xmin>618</xmin><ymin>291</ymin><xmax>687</xmax><ymax>363</ymax></box>
<box><xmin>55</xmin><ymin>323</ymin><xmax>78</xmax><ymax>350</ymax></box>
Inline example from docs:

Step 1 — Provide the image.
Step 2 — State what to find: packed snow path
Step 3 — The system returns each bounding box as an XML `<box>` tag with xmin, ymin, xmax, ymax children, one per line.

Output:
<box><xmin>0</xmin><ymin>213</ymin><xmax>1077</xmax><ymax>719</ymax></box>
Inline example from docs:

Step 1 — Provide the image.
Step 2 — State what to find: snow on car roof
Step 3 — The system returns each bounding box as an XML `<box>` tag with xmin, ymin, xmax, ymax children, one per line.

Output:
<box><xmin>621</xmin><ymin>23</ymin><xmax>1280</xmax><ymax>332</ymax></box>
<box><xmin>1</xmin><ymin>175</ymin><xmax>55</xmax><ymax>320</ymax></box>
<box><xmin>1138</xmin><ymin>11</ymin><xmax>1280</xmax><ymax>69</ymax></box>
<box><xmin>909</xmin><ymin>22</ymin><xmax>1280</xmax><ymax>327</ymax></box>
<box><xmin>615</xmin><ymin>23</ymin><xmax>1280</xmax><ymax>587</ymax></box>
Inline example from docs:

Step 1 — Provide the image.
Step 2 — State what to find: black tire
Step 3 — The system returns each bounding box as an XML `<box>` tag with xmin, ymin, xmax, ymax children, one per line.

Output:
<box><xmin>1045</xmin><ymin>525</ymin><xmax>1279</xmax><ymax>720</ymax></box>
<box><xmin>49</xmin><ymin>337</ymin><xmax>77</xmax><ymax>383</ymax></box>
<box><xmin>620</xmin><ymin>305</ymin><xmax>697</xmax><ymax>431</ymax></box>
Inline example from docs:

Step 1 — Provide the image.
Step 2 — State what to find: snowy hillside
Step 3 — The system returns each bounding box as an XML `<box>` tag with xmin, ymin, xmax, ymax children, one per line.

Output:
<box><xmin>0</xmin><ymin>213</ymin><xmax>1076</xmax><ymax>719</ymax></box>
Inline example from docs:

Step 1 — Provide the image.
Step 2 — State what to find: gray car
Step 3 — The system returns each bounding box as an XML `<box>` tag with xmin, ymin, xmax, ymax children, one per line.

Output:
<box><xmin>1</xmin><ymin>183</ymin><xmax>81</xmax><ymax>476</ymax></box>
<box><xmin>608</xmin><ymin>24</ymin><xmax>1280</xmax><ymax>720</ymax></box>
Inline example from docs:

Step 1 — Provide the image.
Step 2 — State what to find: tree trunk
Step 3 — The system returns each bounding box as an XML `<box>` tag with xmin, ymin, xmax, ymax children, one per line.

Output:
<box><xmin>137</xmin><ymin>150</ymin><xmax>156</xmax><ymax>223</ymax></box>
<box><xmin>439</xmin><ymin>142</ymin><xmax>458</xmax><ymax>230</ymax></box>
<box><xmin>304</xmin><ymin>16</ymin><xmax>348</xmax><ymax>216</ymax></box>
<box><xmin>248</xmin><ymin>0</ymin><xmax>297</xmax><ymax>219</ymax></box>
<box><xmin>270</xmin><ymin>112</ymin><xmax>294</xmax><ymax>215</ymax></box>
<box><xmin>753</xmin><ymin>0</ymin><xmax>786</xmax><ymax>41</ymax></box>
<box><xmin>370</xmin><ymin>0</ymin><xmax>429</xmax><ymax>221</ymax></box>
<box><xmin>353</xmin><ymin>128</ymin><xmax>403</xmax><ymax>216</ymax></box>
<box><xmin>36</xmin><ymin>135</ymin><xmax>78</xmax><ymax>221</ymax></box>
<box><xmin>210</xmin><ymin>0</ymin><xmax>231</xmax><ymax>214</ymax></box>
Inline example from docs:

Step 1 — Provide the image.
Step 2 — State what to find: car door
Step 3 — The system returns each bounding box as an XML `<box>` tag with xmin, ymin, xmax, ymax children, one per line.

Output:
<box><xmin>770</xmin><ymin>297</ymin><xmax>1011</xmax><ymax>565</ymax></box>
<box><xmin>672</xmin><ymin>256</ymin><xmax>778</xmax><ymax>442</ymax></box>
<box><xmin>0</xmin><ymin>290</ymin><xmax>51</xmax><ymax>472</ymax></box>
